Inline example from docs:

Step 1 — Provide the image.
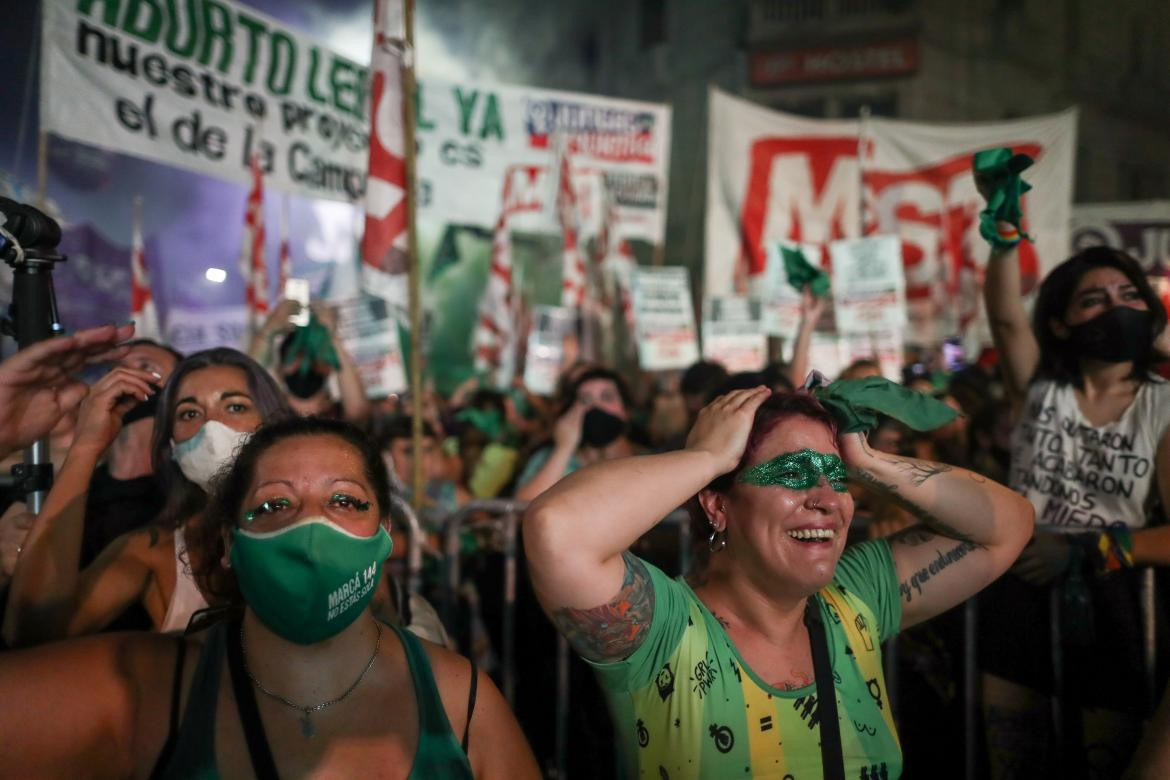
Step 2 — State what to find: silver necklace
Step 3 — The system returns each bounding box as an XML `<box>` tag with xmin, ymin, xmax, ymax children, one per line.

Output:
<box><xmin>240</xmin><ymin>621</ymin><xmax>381</xmax><ymax>738</ymax></box>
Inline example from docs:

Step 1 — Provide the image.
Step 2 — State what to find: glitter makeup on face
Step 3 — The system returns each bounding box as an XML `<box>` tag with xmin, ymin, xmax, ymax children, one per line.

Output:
<box><xmin>243</xmin><ymin>497</ymin><xmax>292</xmax><ymax>524</ymax></box>
<box><xmin>735</xmin><ymin>448</ymin><xmax>848</xmax><ymax>492</ymax></box>
<box><xmin>331</xmin><ymin>493</ymin><xmax>371</xmax><ymax>512</ymax></box>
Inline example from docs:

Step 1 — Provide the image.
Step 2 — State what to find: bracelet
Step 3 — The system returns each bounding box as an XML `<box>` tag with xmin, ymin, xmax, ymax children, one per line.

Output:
<box><xmin>1096</xmin><ymin>526</ymin><xmax>1135</xmax><ymax>573</ymax></box>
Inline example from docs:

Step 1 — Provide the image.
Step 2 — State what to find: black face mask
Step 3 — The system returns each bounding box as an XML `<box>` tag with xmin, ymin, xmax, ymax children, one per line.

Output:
<box><xmin>121</xmin><ymin>384</ymin><xmax>161</xmax><ymax>425</ymax></box>
<box><xmin>581</xmin><ymin>408</ymin><xmax>626</xmax><ymax>449</ymax></box>
<box><xmin>284</xmin><ymin>369</ymin><xmax>328</xmax><ymax>399</ymax></box>
<box><xmin>1067</xmin><ymin>307</ymin><xmax>1153</xmax><ymax>364</ymax></box>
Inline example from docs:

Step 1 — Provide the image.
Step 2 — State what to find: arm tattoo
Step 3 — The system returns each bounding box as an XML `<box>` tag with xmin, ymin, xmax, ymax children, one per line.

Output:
<box><xmin>552</xmin><ymin>552</ymin><xmax>655</xmax><ymax>663</ymax></box>
<box><xmin>886</xmin><ymin>458</ymin><xmax>953</xmax><ymax>487</ymax></box>
<box><xmin>897</xmin><ymin>540</ymin><xmax>980</xmax><ymax>604</ymax></box>
<box><xmin>854</xmin><ymin>469</ymin><xmax>983</xmax><ymax>547</ymax></box>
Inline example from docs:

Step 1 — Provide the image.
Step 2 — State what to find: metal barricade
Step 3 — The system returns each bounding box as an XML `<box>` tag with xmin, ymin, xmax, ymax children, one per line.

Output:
<box><xmin>388</xmin><ymin>491</ymin><xmax>427</xmax><ymax>597</ymax></box>
<box><xmin>441</xmin><ymin>499</ymin><xmax>527</xmax><ymax>704</ymax></box>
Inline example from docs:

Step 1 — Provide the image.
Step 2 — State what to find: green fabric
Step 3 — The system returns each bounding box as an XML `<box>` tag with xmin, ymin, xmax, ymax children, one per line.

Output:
<box><xmin>813</xmin><ymin>376</ymin><xmax>959</xmax><ymax>434</ymax></box>
<box><xmin>281</xmin><ymin>314</ymin><xmax>340</xmax><ymax>376</ymax></box>
<box><xmin>781</xmin><ymin>245</ymin><xmax>831</xmax><ymax>298</ymax></box>
<box><xmin>398</xmin><ymin>624</ymin><xmax>476</xmax><ymax>779</ymax></box>
<box><xmin>737</xmin><ymin>448</ymin><xmax>848</xmax><ymax>492</ymax></box>
<box><xmin>153</xmin><ymin>622</ymin><xmax>473</xmax><ymax>780</ymax></box>
<box><xmin>973</xmin><ymin>147</ymin><xmax>1034</xmax><ymax>249</ymax></box>
<box><xmin>468</xmin><ymin>443</ymin><xmax>518</xmax><ymax>498</ymax></box>
<box><xmin>588</xmin><ymin>540</ymin><xmax>902</xmax><ymax>779</ymax></box>
<box><xmin>455</xmin><ymin>407</ymin><xmax>506</xmax><ymax>442</ymax></box>
<box><xmin>153</xmin><ymin>624</ymin><xmax>225</xmax><ymax>780</ymax></box>
<box><xmin>230</xmin><ymin>521</ymin><xmax>392</xmax><ymax>645</ymax></box>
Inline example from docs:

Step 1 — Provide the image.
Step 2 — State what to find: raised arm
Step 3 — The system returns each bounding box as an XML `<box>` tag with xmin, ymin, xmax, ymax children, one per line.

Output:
<box><xmin>314</xmin><ymin>303</ymin><xmax>372</xmax><ymax>424</ymax></box>
<box><xmin>524</xmin><ymin>387</ymin><xmax>770</xmax><ymax>661</ymax></box>
<box><xmin>3</xmin><ymin>367</ymin><xmax>158</xmax><ymax>646</ymax></box>
<box><xmin>513</xmin><ymin>403</ymin><xmax>586</xmax><ymax>503</ymax></box>
<box><xmin>841</xmin><ymin>432</ymin><xmax>1034</xmax><ymax>630</ymax></box>
<box><xmin>788</xmin><ymin>287</ymin><xmax>827</xmax><ymax>387</ymax></box>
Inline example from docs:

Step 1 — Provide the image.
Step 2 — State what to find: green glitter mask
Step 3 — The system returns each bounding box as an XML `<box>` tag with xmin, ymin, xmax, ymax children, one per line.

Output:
<box><xmin>735</xmin><ymin>449</ymin><xmax>848</xmax><ymax>493</ymax></box>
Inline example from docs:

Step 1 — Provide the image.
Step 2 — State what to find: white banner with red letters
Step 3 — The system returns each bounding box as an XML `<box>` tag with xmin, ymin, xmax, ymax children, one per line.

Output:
<box><xmin>705</xmin><ymin>87</ymin><xmax>1076</xmax><ymax>344</ymax></box>
<box><xmin>1071</xmin><ymin>201</ymin><xmax>1170</xmax><ymax>274</ymax></box>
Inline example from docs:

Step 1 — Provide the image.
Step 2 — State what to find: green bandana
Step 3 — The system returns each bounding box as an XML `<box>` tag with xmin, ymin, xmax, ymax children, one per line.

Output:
<box><xmin>737</xmin><ymin>448</ymin><xmax>848</xmax><ymax>492</ymax></box>
<box><xmin>810</xmin><ymin>375</ymin><xmax>959</xmax><ymax>434</ymax></box>
<box><xmin>973</xmin><ymin>148</ymin><xmax>1034</xmax><ymax>249</ymax></box>
<box><xmin>455</xmin><ymin>407</ymin><xmax>506</xmax><ymax>441</ymax></box>
<box><xmin>781</xmin><ymin>245</ymin><xmax>831</xmax><ymax>298</ymax></box>
<box><xmin>281</xmin><ymin>314</ymin><xmax>341</xmax><ymax>377</ymax></box>
<box><xmin>231</xmin><ymin>518</ymin><xmax>392</xmax><ymax>645</ymax></box>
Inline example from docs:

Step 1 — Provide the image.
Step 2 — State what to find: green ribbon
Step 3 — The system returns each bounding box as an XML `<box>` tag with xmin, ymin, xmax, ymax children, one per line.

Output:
<box><xmin>455</xmin><ymin>407</ymin><xmax>506</xmax><ymax>441</ymax></box>
<box><xmin>781</xmin><ymin>245</ymin><xmax>831</xmax><ymax>298</ymax></box>
<box><xmin>810</xmin><ymin>375</ymin><xmax>959</xmax><ymax>434</ymax></box>
<box><xmin>973</xmin><ymin>147</ymin><xmax>1034</xmax><ymax>249</ymax></box>
<box><xmin>281</xmin><ymin>314</ymin><xmax>340</xmax><ymax>376</ymax></box>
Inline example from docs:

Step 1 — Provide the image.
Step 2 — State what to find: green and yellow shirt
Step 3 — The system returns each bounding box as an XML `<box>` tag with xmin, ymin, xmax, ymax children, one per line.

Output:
<box><xmin>588</xmin><ymin>540</ymin><xmax>903</xmax><ymax>779</ymax></box>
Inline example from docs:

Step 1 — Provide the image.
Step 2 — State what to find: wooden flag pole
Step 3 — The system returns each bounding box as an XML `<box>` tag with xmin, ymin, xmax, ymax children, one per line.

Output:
<box><xmin>402</xmin><ymin>0</ymin><xmax>425</xmax><ymax>514</ymax></box>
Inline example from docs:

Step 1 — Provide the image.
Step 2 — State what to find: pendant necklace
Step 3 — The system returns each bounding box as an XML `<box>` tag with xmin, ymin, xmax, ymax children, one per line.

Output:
<box><xmin>240</xmin><ymin>621</ymin><xmax>381</xmax><ymax>738</ymax></box>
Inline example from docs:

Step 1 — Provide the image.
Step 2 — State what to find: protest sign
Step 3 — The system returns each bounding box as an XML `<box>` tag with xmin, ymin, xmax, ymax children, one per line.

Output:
<box><xmin>334</xmin><ymin>296</ymin><xmax>407</xmax><ymax>397</ymax></box>
<box><xmin>702</xmin><ymin>297</ymin><xmax>766</xmax><ymax>373</ymax></box>
<box><xmin>632</xmin><ymin>267</ymin><xmax>699</xmax><ymax>371</ymax></box>
<box><xmin>1071</xmin><ymin>202</ymin><xmax>1170</xmax><ymax>274</ymax></box>
<box><xmin>41</xmin><ymin>0</ymin><xmax>370</xmax><ymax>201</ymax></box>
<box><xmin>829</xmin><ymin>235</ymin><xmax>906</xmax><ymax>334</ymax></box>
<box><xmin>523</xmin><ymin>305</ymin><xmax>574</xmax><ymax>396</ymax></box>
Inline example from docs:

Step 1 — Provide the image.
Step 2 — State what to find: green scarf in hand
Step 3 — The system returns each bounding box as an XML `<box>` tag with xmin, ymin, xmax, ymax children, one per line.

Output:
<box><xmin>281</xmin><ymin>314</ymin><xmax>340</xmax><ymax>376</ymax></box>
<box><xmin>780</xmin><ymin>245</ymin><xmax>831</xmax><ymax>298</ymax></box>
<box><xmin>808</xmin><ymin>374</ymin><xmax>959</xmax><ymax>434</ymax></box>
<box><xmin>973</xmin><ymin>147</ymin><xmax>1034</xmax><ymax>249</ymax></box>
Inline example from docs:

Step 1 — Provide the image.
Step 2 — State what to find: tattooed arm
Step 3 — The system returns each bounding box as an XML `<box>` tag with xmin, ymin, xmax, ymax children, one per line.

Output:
<box><xmin>840</xmin><ymin>432</ymin><xmax>1034</xmax><ymax>629</ymax></box>
<box><xmin>525</xmin><ymin>387</ymin><xmax>771</xmax><ymax>661</ymax></box>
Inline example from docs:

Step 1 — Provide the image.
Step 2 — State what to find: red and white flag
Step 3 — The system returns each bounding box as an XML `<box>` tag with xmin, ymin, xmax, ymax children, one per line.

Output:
<box><xmin>361</xmin><ymin>0</ymin><xmax>409</xmax><ymax>308</ymax></box>
<box><xmin>129</xmin><ymin>196</ymin><xmax>161</xmax><ymax>341</ymax></box>
<box><xmin>240</xmin><ymin>152</ymin><xmax>269</xmax><ymax>331</ymax></box>
<box><xmin>558</xmin><ymin>150</ymin><xmax>587</xmax><ymax>308</ymax></box>
<box><xmin>473</xmin><ymin>178</ymin><xmax>518</xmax><ymax>384</ymax></box>
<box><xmin>277</xmin><ymin>195</ymin><xmax>292</xmax><ymax>294</ymax></box>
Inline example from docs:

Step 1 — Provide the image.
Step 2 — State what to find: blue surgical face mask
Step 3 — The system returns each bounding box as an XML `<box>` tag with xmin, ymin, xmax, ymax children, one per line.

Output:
<box><xmin>171</xmin><ymin>420</ymin><xmax>251</xmax><ymax>491</ymax></box>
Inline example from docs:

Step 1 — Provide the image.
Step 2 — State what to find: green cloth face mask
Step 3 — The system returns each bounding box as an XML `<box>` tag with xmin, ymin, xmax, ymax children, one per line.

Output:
<box><xmin>973</xmin><ymin>147</ymin><xmax>1035</xmax><ymax>249</ymax></box>
<box><xmin>780</xmin><ymin>245</ymin><xmax>831</xmax><ymax>298</ymax></box>
<box><xmin>736</xmin><ymin>448</ymin><xmax>849</xmax><ymax>493</ymax></box>
<box><xmin>231</xmin><ymin>517</ymin><xmax>393</xmax><ymax>645</ymax></box>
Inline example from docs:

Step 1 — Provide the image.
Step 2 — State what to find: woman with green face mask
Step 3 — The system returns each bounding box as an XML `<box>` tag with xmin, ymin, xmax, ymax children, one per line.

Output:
<box><xmin>0</xmin><ymin>416</ymin><xmax>539</xmax><ymax>779</ymax></box>
<box><xmin>525</xmin><ymin>387</ymin><xmax>1034</xmax><ymax>779</ymax></box>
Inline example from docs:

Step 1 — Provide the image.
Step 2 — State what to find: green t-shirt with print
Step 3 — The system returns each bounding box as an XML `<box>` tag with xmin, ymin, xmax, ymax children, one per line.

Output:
<box><xmin>588</xmin><ymin>539</ymin><xmax>903</xmax><ymax>779</ymax></box>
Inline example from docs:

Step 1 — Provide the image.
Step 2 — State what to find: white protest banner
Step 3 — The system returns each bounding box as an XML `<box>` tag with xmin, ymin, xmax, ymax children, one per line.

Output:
<box><xmin>863</xmin><ymin>110</ymin><xmax>1076</xmax><ymax>341</ymax></box>
<box><xmin>416</xmin><ymin>77</ymin><xmax>672</xmax><ymax>244</ymax></box>
<box><xmin>757</xmin><ymin>240</ymin><xmax>823</xmax><ymax>337</ymax></box>
<box><xmin>164</xmin><ymin>305</ymin><xmax>249</xmax><ymax>355</ymax></box>
<box><xmin>41</xmin><ymin>0</ymin><xmax>369</xmax><ymax>201</ymax></box>
<box><xmin>829</xmin><ymin>235</ymin><xmax>906</xmax><ymax>334</ymax></box>
<box><xmin>632</xmin><ymin>267</ymin><xmax>699</xmax><ymax>371</ymax></box>
<box><xmin>702</xmin><ymin>297</ymin><xmax>766</xmax><ymax>373</ymax></box>
<box><xmin>704</xmin><ymin>87</ymin><xmax>1075</xmax><ymax>343</ymax></box>
<box><xmin>705</xmin><ymin>88</ymin><xmax>860</xmax><ymax>300</ymax></box>
<box><xmin>334</xmin><ymin>296</ymin><xmax>406</xmax><ymax>398</ymax></box>
<box><xmin>523</xmin><ymin>305</ymin><xmax>574</xmax><ymax>396</ymax></box>
<box><xmin>1071</xmin><ymin>202</ymin><xmax>1170</xmax><ymax>273</ymax></box>
<box><xmin>839</xmin><ymin>331</ymin><xmax>904</xmax><ymax>382</ymax></box>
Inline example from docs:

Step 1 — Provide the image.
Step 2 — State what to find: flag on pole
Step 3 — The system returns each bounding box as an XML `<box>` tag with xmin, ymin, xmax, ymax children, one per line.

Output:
<box><xmin>129</xmin><ymin>196</ymin><xmax>161</xmax><ymax>340</ymax></box>
<box><xmin>558</xmin><ymin>149</ymin><xmax>587</xmax><ymax>309</ymax></box>
<box><xmin>473</xmin><ymin>177</ymin><xmax>517</xmax><ymax>386</ymax></box>
<box><xmin>277</xmin><ymin>195</ymin><xmax>292</xmax><ymax>294</ymax></box>
<box><xmin>361</xmin><ymin>0</ymin><xmax>409</xmax><ymax>309</ymax></box>
<box><xmin>240</xmin><ymin>152</ymin><xmax>269</xmax><ymax>331</ymax></box>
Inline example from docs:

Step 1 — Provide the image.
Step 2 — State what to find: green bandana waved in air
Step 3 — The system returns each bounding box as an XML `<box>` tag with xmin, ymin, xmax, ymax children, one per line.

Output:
<box><xmin>737</xmin><ymin>448</ymin><xmax>848</xmax><ymax>492</ymax></box>
<box><xmin>781</xmin><ymin>245</ymin><xmax>831</xmax><ymax>298</ymax></box>
<box><xmin>973</xmin><ymin>147</ymin><xmax>1035</xmax><ymax>249</ymax></box>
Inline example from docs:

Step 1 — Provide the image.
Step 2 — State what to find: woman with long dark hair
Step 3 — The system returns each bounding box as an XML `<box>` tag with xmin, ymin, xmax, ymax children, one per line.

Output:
<box><xmin>981</xmin><ymin>205</ymin><xmax>1170</xmax><ymax>777</ymax></box>
<box><xmin>4</xmin><ymin>348</ymin><xmax>289</xmax><ymax>644</ymax></box>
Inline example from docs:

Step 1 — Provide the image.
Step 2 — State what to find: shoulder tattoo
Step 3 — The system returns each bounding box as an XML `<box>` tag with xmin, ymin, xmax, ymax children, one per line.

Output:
<box><xmin>552</xmin><ymin>552</ymin><xmax>655</xmax><ymax>663</ymax></box>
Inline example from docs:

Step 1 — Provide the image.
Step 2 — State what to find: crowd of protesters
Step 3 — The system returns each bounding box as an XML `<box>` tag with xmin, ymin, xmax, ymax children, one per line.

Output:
<box><xmin>0</xmin><ymin>183</ymin><xmax>1169</xmax><ymax>779</ymax></box>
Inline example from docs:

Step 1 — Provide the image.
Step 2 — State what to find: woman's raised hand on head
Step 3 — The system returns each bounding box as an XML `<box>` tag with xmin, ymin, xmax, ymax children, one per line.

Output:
<box><xmin>685</xmin><ymin>386</ymin><xmax>771</xmax><ymax>475</ymax></box>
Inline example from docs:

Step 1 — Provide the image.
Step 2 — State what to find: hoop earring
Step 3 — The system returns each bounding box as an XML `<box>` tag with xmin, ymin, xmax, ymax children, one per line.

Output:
<box><xmin>707</xmin><ymin>524</ymin><xmax>726</xmax><ymax>553</ymax></box>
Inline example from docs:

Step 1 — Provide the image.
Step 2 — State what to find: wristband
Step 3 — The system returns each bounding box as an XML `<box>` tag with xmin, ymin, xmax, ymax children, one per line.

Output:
<box><xmin>973</xmin><ymin>148</ymin><xmax>1034</xmax><ymax>250</ymax></box>
<box><xmin>1095</xmin><ymin>526</ymin><xmax>1135</xmax><ymax>573</ymax></box>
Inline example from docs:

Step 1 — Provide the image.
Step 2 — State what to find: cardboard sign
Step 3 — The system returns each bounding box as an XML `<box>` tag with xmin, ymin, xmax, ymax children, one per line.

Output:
<box><xmin>632</xmin><ymin>267</ymin><xmax>700</xmax><ymax>371</ymax></box>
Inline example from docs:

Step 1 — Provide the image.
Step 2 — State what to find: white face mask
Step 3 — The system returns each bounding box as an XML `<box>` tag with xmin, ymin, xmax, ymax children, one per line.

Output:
<box><xmin>171</xmin><ymin>420</ymin><xmax>252</xmax><ymax>491</ymax></box>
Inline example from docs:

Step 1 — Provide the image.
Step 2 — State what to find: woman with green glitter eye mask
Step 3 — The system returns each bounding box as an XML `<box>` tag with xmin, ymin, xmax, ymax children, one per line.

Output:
<box><xmin>0</xmin><ymin>415</ymin><xmax>541</xmax><ymax>779</ymax></box>
<box><xmin>525</xmin><ymin>386</ymin><xmax>1034</xmax><ymax>779</ymax></box>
